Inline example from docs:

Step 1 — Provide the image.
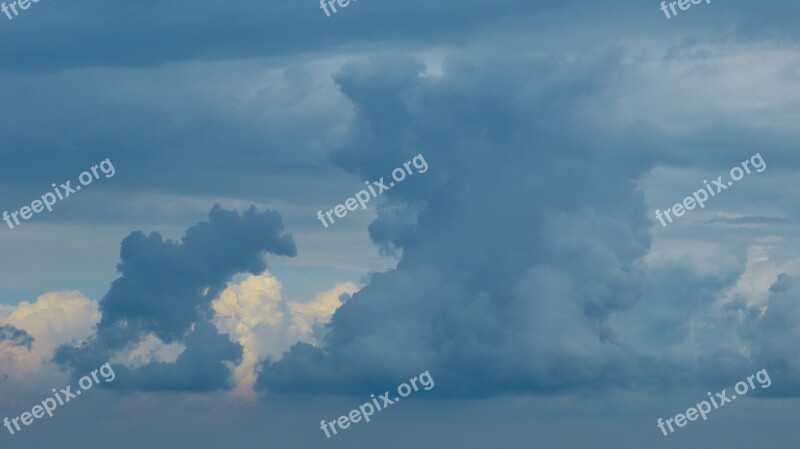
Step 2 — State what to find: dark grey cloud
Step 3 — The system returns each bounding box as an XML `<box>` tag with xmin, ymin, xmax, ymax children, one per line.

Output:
<box><xmin>106</xmin><ymin>321</ymin><xmax>243</xmax><ymax>392</ymax></box>
<box><xmin>0</xmin><ymin>1</ymin><xmax>636</xmax><ymax>71</ymax></box>
<box><xmin>0</xmin><ymin>0</ymin><xmax>797</xmax><ymax>445</ymax></box>
<box><xmin>0</xmin><ymin>323</ymin><xmax>33</xmax><ymax>349</ymax></box>
<box><xmin>0</xmin><ymin>0</ymin><xmax>798</xmax><ymax>73</ymax></box>
<box><xmin>258</xmin><ymin>53</ymin><xmax>656</xmax><ymax>397</ymax></box>
<box><xmin>0</xmin><ymin>61</ymin><xmax>355</xmax><ymax>225</ymax></box>
<box><xmin>97</xmin><ymin>204</ymin><xmax>296</xmax><ymax>343</ymax></box>
<box><xmin>257</xmin><ymin>46</ymin><xmax>800</xmax><ymax>400</ymax></box>
<box><xmin>55</xmin><ymin>204</ymin><xmax>296</xmax><ymax>391</ymax></box>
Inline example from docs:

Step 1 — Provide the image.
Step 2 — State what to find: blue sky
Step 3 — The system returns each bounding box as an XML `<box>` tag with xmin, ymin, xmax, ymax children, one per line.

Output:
<box><xmin>2</xmin><ymin>0</ymin><xmax>800</xmax><ymax>448</ymax></box>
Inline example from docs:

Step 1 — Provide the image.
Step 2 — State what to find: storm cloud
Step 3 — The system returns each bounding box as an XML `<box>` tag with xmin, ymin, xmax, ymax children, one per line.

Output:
<box><xmin>258</xmin><ymin>47</ymin><xmax>800</xmax><ymax>399</ymax></box>
<box><xmin>258</xmin><ymin>54</ymin><xmax>655</xmax><ymax>396</ymax></box>
<box><xmin>55</xmin><ymin>204</ymin><xmax>296</xmax><ymax>391</ymax></box>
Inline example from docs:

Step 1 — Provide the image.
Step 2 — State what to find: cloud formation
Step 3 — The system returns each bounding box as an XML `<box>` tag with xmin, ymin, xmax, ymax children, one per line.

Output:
<box><xmin>55</xmin><ymin>205</ymin><xmax>297</xmax><ymax>392</ymax></box>
<box><xmin>0</xmin><ymin>291</ymin><xmax>99</xmax><ymax>401</ymax></box>
<box><xmin>259</xmin><ymin>53</ymin><xmax>655</xmax><ymax>396</ymax></box>
<box><xmin>258</xmin><ymin>48</ymin><xmax>800</xmax><ymax>399</ymax></box>
<box><xmin>213</xmin><ymin>272</ymin><xmax>357</xmax><ymax>398</ymax></box>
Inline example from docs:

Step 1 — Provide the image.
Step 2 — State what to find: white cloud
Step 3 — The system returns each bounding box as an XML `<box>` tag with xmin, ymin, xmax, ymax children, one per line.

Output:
<box><xmin>212</xmin><ymin>271</ymin><xmax>357</xmax><ymax>399</ymax></box>
<box><xmin>0</xmin><ymin>291</ymin><xmax>99</xmax><ymax>402</ymax></box>
<box><xmin>720</xmin><ymin>236</ymin><xmax>800</xmax><ymax>307</ymax></box>
<box><xmin>109</xmin><ymin>334</ymin><xmax>185</xmax><ymax>368</ymax></box>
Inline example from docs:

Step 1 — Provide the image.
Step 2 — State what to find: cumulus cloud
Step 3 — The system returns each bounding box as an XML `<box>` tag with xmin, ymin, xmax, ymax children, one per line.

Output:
<box><xmin>258</xmin><ymin>53</ymin><xmax>656</xmax><ymax>396</ymax></box>
<box><xmin>0</xmin><ymin>291</ymin><xmax>99</xmax><ymax>400</ymax></box>
<box><xmin>109</xmin><ymin>334</ymin><xmax>185</xmax><ymax>368</ymax></box>
<box><xmin>2</xmin><ymin>291</ymin><xmax>99</xmax><ymax>347</ymax></box>
<box><xmin>258</xmin><ymin>47</ymin><xmax>800</xmax><ymax>398</ymax></box>
<box><xmin>55</xmin><ymin>205</ymin><xmax>297</xmax><ymax>392</ymax></box>
<box><xmin>212</xmin><ymin>272</ymin><xmax>357</xmax><ymax>399</ymax></box>
<box><xmin>6</xmin><ymin>24</ymin><xmax>800</xmax><ymax>407</ymax></box>
<box><xmin>733</xmin><ymin>272</ymin><xmax>800</xmax><ymax>397</ymax></box>
<box><xmin>103</xmin><ymin>321</ymin><xmax>244</xmax><ymax>392</ymax></box>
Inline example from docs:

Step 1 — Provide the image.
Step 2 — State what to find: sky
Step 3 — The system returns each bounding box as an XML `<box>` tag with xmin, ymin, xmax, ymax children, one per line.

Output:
<box><xmin>1</xmin><ymin>0</ymin><xmax>800</xmax><ymax>448</ymax></box>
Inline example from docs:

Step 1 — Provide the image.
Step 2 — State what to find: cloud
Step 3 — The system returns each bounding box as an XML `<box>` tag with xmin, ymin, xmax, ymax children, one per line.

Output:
<box><xmin>103</xmin><ymin>321</ymin><xmax>243</xmax><ymax>392</ymax></box>
<box><xmin>1</xmin><ymin>291</ymin><xmax>100</xmax><ymax>351</ymax></box>
<box><xmin>0</xmin><ymin>324</ymin><xmax>33</xmax><ymax>349</ymax></box>
<box><xmin>703</xmin><ymin>215</ymin><xmax>791</xmax><ymax>226</ymax></box>
<box><xmin>258</xmin><ymin>53</ymin><xmax>655</xmax><ymax>397</ymax></box>
<box><xmin>109</xmin><ymin>334</ymin><xmax>185</xmax><ymax>368</ymax></box>
<box><xmin>98</xmin><ymin>204</ymin><xmax>296</xmax><ymax>342</ymax></box>
<box><xmin>5</xmin><ymin>16</ymin><xmax>800</xmax><ymax>407</ymax></box>
<box><xmin>55</xmin><ymin>205</ymin><xmax>297</xmax><ymax>392</ymax></box>
<box><xmin>0</xmin><ymin>291</ymin><xmax>99</xmax><ymax>400</ymax></box>
<box><xmin>1</xmin><ymin>0</ymin><xmax>798</xmax><ymax>74</ymax></box>
<box><xmin>212</xmin><ymin>272</ymin><xmax>357</xmax><ymax>399</ymax></box>
<box><xmin>736</xmin><ymin>273</ymin><xmax>800</xmax><ymax>397</ymax></box>
<box><xmin>0</xmin><ymin>1</ymin><xmax>629</xmax><ymax>71</ymax></box>
<box><xmin>257</xmin><ymin>47</ymin><xmax>800</xmax><ymax>399</ymax></box>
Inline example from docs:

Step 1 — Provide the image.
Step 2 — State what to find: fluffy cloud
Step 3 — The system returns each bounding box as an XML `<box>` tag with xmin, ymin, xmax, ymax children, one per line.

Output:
<box><xmin>1</xmin><ymin>264</ymin><xmax>354</xmax><ymax>399</ymax></box>
<box><xmin>55</xmin><ymin>205</ymin><xmax>297</xmax><ymax>392</ymax></box>
<box><xmin>213</xmin><ymin>272</ymin><xmax>357</xmax><ymax>399</ymax></box>
<box><xmin>8</xmin><ymin>28</ymin><xmax>800</xmax><ymax>406</ymax></box>
<box><xmin>259</xmin><ymin>47</ymin><xmax>800</xmax><ymax>398</ymax></box>
<box><xmin>0</xmin><ymin>291</ymin><xmax>99</xmax><ymax>401</ymax></box>
<box><xmin>259</xmin><ymin>53</ymin><xmax>655</xmax><ymax>396</ymax></box>
<box><xmin>734</xmin><ymin>272</ymin><xmax>800</xmax><ymax>396</ymax></box>
<box><xmin>12</xmin><ymin>204</ymin><xmax>361</xmax><ymax>397</ymax></box>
